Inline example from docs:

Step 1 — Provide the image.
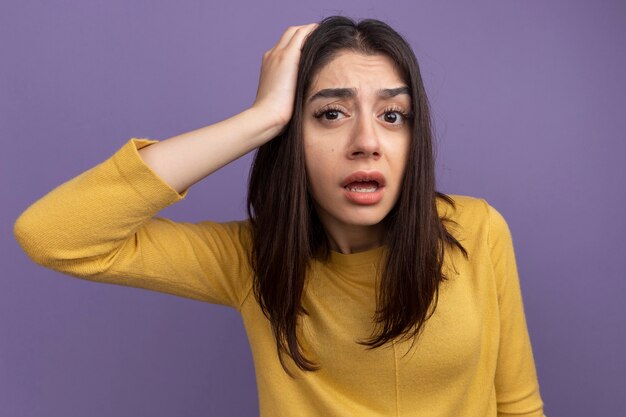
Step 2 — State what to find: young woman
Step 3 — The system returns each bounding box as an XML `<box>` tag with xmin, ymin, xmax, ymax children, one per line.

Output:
<box><xmin>14</xmin><ymin>16</ymin><xmax>546</xmax><ymax>417</ymax></box>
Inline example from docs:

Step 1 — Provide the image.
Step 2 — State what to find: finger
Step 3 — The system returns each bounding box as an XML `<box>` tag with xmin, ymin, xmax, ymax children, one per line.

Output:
<box><xmin>274</xmin><ymin>25</ymin><xmax>303</xmax><ymax>50</ymax></box>
<box><xmin>276</xmin><ymin>23</ymin><xmax>317</xmax><ymax>50</ymax></box>
<box><xmin>284</xmin><ymin>23</ymin><xmax>318</xmax><ymax>51</ymax></box>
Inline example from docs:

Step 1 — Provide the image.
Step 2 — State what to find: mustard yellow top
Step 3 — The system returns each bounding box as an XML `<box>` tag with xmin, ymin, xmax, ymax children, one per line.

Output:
<box><xmin>14</xmin><ymin>138</ymin><xmax>546</xmax><ymax>417</ymax></box>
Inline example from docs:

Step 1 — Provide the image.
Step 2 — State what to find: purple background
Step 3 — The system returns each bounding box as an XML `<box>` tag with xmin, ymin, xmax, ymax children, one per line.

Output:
<box><xmin>2</xmin><ymin>1</ymin><xmax>625</xmax><ymax>416</ymax></box>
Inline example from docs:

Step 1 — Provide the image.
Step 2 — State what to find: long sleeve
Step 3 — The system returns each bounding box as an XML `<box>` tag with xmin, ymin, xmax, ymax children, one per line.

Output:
<box><xmin>13</xmin><ymin>138</ymin><xmax>252</xmax><ymax>310</ymax></box>
<box><xmin>487</xmin><ymin>203</ymin><xmax>546</xmax><ymax>416</ymax></box>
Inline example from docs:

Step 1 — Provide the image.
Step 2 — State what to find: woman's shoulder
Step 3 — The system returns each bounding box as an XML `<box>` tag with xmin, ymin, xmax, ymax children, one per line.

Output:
<box><xmin>436</xmin><ymin>193</ymin><xmax>513</xmax><ymax>247</ymax></box>
<box><xmin>436</xmin><ymin>192</ymin><xmax>490</xmax><ymax>221</ymax></box>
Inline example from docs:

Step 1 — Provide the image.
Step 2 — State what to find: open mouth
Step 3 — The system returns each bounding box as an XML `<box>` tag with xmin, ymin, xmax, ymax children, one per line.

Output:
<box><xmin>344</xmin><ymin>180</ymin><xmax>380</xmax><ymax>193</ymax></box>
<box><xmin>341</xmin><ymin>171</ymin><xmax>386</xmax><ymax>204</ymax></box>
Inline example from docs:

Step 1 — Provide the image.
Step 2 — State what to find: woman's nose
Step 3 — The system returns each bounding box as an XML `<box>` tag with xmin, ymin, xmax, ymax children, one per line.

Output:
<box><xmin>348</xmin><ymin>114</ymin><xmax>381</xmax><ymax>160</ymax></box>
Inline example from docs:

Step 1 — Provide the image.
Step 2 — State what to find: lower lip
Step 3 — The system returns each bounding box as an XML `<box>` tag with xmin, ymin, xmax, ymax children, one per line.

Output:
<box><xmin>343</xmin><ymin>186</ymin><xmax>385</xmax><ymax>205</ymax></box>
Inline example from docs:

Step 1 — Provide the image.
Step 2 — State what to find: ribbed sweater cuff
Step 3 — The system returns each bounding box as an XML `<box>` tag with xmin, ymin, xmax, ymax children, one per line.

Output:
<box><xmin>112</xmin><ymin>137</ymin><xmax>189</xmax><ymax>211</ymax></box>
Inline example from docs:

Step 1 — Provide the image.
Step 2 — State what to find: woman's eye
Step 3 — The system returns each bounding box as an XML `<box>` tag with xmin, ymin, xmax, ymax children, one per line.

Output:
<box><xmin>382</xmin><ymin>111</ymin><xmax>404</xmax><ymax>125</ymax></box>
<box><xmin>322</xmin><ymin>109</ymin><xmax>344</xmax><ymax>120</ymax></box>
<box><xmin>314</xmin><ymin>108</ymin><xmax>346</xmax><ymax>122</ymax></box>
<box><xmin>324</xmin><ymin>110</ymin><xmax>341</xmax><ymax>120</ymax></box>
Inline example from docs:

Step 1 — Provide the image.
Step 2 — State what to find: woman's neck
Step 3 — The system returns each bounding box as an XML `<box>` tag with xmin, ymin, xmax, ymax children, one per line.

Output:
<box><xmin>322</xmin><ymin>219</ymin><xmax>387</xmax><ymax>254</ymax></box>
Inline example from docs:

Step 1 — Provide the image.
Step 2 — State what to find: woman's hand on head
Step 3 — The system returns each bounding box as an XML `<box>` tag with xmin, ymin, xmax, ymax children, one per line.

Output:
<box><xmin>251</xmin><ymin>23</ymin><xmax>318</xmax><ymax>133</ymax></box>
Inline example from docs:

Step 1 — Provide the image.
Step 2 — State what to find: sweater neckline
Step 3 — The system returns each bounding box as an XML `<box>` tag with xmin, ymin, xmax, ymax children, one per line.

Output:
<box><xmin>328</xmin><ymin>245</ymin><xmax>387</xmax><ymax>267</ymax></box>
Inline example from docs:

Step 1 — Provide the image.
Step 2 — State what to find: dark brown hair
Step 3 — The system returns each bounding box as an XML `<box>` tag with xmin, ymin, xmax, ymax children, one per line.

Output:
<box><xmin>247</xmin><ymin>16</ymin><xmax>468</xmax><ymax>376</ymax></box>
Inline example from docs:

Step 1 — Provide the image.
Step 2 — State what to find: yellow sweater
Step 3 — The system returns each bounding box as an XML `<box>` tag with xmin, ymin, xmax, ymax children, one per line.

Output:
<box><xmin>14</xmin><ymin>138</ymin><xmax>545</xmax><ymax>417</ymax></box>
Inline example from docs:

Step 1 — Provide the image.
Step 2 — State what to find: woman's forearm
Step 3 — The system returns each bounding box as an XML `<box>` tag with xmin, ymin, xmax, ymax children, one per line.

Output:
<box><xmin>137</xmin><ymin>24</ymin><xmax>319</xmax><ymax>194</ymax></box>
<box><xmin>137</xmin><ymin>107</ymin><xmax>283</xmax><ymax>194</ymax></box>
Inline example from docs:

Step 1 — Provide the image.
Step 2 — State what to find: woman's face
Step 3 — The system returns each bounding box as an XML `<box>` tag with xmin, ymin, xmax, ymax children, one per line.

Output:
<box><xmin>302</xmin><ymin>51</ymin><xmax>412</xmax><ymax>245</ymax></box>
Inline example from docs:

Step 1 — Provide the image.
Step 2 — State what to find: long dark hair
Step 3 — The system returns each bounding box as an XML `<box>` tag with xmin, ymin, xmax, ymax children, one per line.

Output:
<box><xmin>247</xmin><ymin>16</ymin><xmax>468</xmax><ymax>376</ymax></box>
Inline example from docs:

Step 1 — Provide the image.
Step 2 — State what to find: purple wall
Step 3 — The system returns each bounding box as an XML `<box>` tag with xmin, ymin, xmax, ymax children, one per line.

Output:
<box><xmin>3</xmin><ymin>1</ymin><xmax>625</xmax><ymax>416</ymax></box>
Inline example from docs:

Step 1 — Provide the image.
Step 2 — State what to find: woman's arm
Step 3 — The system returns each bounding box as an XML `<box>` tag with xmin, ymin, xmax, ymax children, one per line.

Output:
<box><xmin>13</xmin><ymin>23</ymin><xmax>318</xmax><ymax>309</ymax></box>
<box><xmin>487</xmin><ymin>203</ymin><xmax>546</xmax><ymax>416</ymax></box>
<box><xmin>138</xmin><ymin>23</ymin><xmax>318</xmax><ymax>194</ymax></box>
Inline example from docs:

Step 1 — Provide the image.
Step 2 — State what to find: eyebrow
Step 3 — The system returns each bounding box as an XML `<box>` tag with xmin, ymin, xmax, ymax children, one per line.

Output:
<box><xmin>307</xmin><ymin>86</ymin><xmax>410</xmax><ymax>103</ymax></box>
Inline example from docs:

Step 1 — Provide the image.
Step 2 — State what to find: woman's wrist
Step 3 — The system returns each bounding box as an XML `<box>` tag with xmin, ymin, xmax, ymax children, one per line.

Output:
<box><xmin>243</xmin><ymin>105</ymin><xmax>289</xmax><ymax>145</ymax></box>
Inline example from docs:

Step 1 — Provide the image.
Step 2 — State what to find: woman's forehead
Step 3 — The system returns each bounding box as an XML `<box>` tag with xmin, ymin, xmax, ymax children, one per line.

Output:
<box><xmin>306</xmin><ymin>51</ymin><xmax>406</xmax><ymax>99</ymax></box>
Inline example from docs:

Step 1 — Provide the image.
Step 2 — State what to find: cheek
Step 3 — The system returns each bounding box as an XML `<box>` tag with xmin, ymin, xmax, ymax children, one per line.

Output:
<box><xmin>304</xmin><ymin>150</ymin><xmax>337</xmax><ymax>202</ymax></box>
<box><xmin>303</xmin><ymin>133</ymin><xmax>332</xmax><ymax>181</ymax></box>
<box><xmin>306</xmin><ymin>160</ymin><xmax>331</xmax><ymax>194</ymax></box>
<box><xmin>303</xmin><ymin>146</ymin><xmax>324</xmax><ymax>192</ymax></box>
<box><xmin>387</xmin><ymin>139</ymin><xmax>411</xmax><ymax>187</ymax></box>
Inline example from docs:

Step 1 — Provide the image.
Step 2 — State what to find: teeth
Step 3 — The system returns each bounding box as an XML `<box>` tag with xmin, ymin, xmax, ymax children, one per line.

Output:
<box><xmin>347</xmin><ymin>185</ymin><xmax>378</xmax><ymax>192</ymax></box>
